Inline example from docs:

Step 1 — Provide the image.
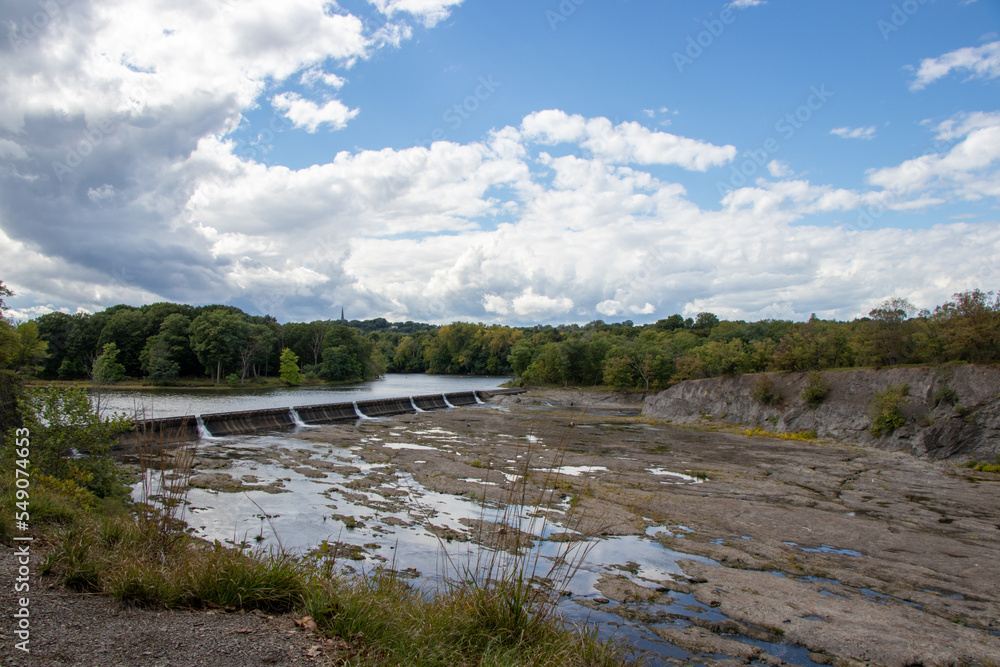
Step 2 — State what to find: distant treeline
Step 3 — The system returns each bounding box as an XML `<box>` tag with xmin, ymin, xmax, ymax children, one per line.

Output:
<box><xmin>1</xmin><ymin>288</ymin><xmax>998</xmax><ymax>389</ymax></box>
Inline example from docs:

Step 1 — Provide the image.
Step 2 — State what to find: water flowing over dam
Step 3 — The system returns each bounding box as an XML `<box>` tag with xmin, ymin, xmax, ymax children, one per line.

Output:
<box><xmin>114</xmin><ymin>388</ymin><xmax>524</xmax><ymax>449</ymax></box>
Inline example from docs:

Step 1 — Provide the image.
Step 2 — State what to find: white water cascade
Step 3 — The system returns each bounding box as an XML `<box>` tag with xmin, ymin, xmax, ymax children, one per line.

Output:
<box><xmin>290</xmin><ymin>408</ymin><xmax>309</xmax><ymax>428</ymax></box>
<box><xmin>195</xmin><ymin>415</ymin><xmax>215</xmax><ymax>439</ymax></box>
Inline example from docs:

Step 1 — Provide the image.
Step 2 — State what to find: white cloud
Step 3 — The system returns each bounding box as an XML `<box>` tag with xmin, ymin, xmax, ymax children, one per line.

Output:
<box><xmin>86</xmin><ymin>184</ymin><xmax>116</xmax><ymax>203</ymax></box>
<box><xmin>300</xmin><ymin>68</ymin><xmax>347</xmax><ymax>89</ymax></box>
<box><xmin>2</xmin><ymin>1</ymin><xmax>999</xmax><ymax>327</ymax></box>
<box><xmin>910</xmin><ymin>40</ymin><xmax>1000</xmax><ymax>91</ymax></box>
<box><xmin>726</xmin><ymin>0</ymin><xmax>766</xmax><ymax>9</ymax></box>
<box><xmin>271</xmin><ymin>93</ymin><xmax>359</xmax><ymax>132</ymax></box>
<box><xmin>830</xmin><ymin>125</ymin><xmax>877</xmax><ymax>140</ymax></box>
<box><xmin>0</xmin><ymin>140</ymin><xmax>27</xmax><ymax>160</ymax></box>
<box><xmin>368</xmin><ymin>0</ymin><xmax>464</xmax><ymax>27</ymax></box>
<box><xmin>866</xmin><ymin>111</ymin><xmax>1000</xmax><ymax>199</ymax></box>
<box><xmin>521</xmin><ymin>110</ymin><xmax>736</xmax><ymax>171</ymax></box>
<box><xmin>767</xmin><ymin>160</ymin><xmax>793</xmax><ymax>178</ymax></box>
<box><xmin>0</xmin><ymin>0</ymin><xmax>373</xmax><ymax>134</ymax></box>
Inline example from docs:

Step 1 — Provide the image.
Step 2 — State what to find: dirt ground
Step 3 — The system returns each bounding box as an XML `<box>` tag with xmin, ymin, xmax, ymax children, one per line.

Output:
<box><xmin>3</xmin><ymin>388</ymin><xmax>999</xmax><ymax>666</ymax></box>
<box><xmin>0</xmin><ymin>544</ymin><xmax>341</xmax><ymax>667</ymax></box>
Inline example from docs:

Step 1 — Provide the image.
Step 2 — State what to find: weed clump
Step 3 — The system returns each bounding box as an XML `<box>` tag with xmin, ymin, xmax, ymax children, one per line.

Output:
<box><xmin>933</xmin><ymin>385</ymin><xmax>959</xmax><ymax>407</ymax></box>
<box><xmin>744</xmin><ymin>427</ymin><xmax>818</xmax><ymax>442</ymax></box>
<box><xmin>964</xmin><ymin>454</ymin><xmax>1000</xmax><ymax>474</ymax></box>
<box><xmin>751</xmin><ymin>375</ymin><xmax>781</xmax><ymax>406</ymax></box>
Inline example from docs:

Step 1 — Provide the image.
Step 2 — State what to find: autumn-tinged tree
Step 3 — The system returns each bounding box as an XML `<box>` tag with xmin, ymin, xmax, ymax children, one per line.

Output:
<box><xmin>933</xmin><ymin>289</ymin><xmax>1000</xmax><ymax>363</ymax></box>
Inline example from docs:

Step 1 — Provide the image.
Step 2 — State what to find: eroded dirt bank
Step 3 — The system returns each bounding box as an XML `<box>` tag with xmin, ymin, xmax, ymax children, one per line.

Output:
<box><xmin>282</xmin><ymin>389</ymin><xmax>1000</xmax><ymax>666</ymax></box>
<box><xmin>643</xmin><ymin>365</ymin><xmax>1000</xmax><ymax>460</ymax></box>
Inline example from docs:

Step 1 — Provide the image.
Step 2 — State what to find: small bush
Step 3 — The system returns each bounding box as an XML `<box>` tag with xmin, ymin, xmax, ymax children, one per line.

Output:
<box><xmin>751</xmin><ymin>375</ymin><xmax>781</xmax><ymax>406</ymax></box>
<box><xmin>869</xmin><ymin>384</ymin><xmax>910</xmax><ymax>437</ymax></box>
<box><xmin>933</xmin><ymin>385</ymin><xmax>959</xmax><ymax>407</ymax></box>
<box><xmin>801</xmin><ymin>371</ymin><xmax>830</xmax><ymax>409</ymax></box>
<box><xmin>226</xmin><ymin>373</ymin><xmax>241</xmax><ymax>387</ymax></box>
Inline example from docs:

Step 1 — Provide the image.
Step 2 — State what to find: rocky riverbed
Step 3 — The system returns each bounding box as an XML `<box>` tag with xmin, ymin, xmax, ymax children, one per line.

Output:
<box><xmin>128</xmin><ymin>386</ymin><xmax>1000</xmax><ymax>666</ymax></box>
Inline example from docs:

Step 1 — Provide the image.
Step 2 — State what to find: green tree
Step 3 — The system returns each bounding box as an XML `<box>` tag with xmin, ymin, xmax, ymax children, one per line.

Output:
<box><xmin>238</xmin><ymin>323</ymin><xmax>277</xmax><ymax>382</ymax></box>
<box><xmin>932</xmin><ymin>289</ymin><xmax>1000</xmax><ymax>362</ymax></box>
<box><xmin>92</xmin><ymin>342</ymin><xmax>126</xmax><ymax>385</ymax></box>
<box><xmin>655</xmin><ymin>314</ymin><xmax>687</xmax><ymax>331</ymax></box>
<box><xmin>140</xmin><ymin>313</ymin><xmax>197</xmax><ymax>380</ymax></box>
<box><xmin>96</xmin><ymin>308</ymin><xmax>146</xmax><ymax>377</ymax></box>
<box><xmin>0</xmin><ymin>281</ymin><xmax>12</xmax><ymax>311</ymax></box>
<box><xmin>190</xmin><ymin>309</ymin><xmax>249</xmax><ymax>383</ymax></box>
<box><xmin>319</xmin><ymin>345</ymin><xmax>361</xmax><ymax>382</ymax></box>
<box><xmin>279</xmin><ymin>347</ymin><xmax>301</xmax><ymax>385</ymax></box>
<box><xmin>143</xmin><ymin>338</ymin><xmax>180</xmax><ymax>384</ymax></box>
<box><xmin>34</xmin><ymin>311</ymin><xmax>75</xmax><ymax>378</ymax></box>
<box><xmin>866</xmin><ymin>297</ymin><xmax>918</xmax><ymax>366</ymax></box>
<box><xmin>10</xmin><ymin>321</ymin><xmax>49</xmax><ymax>375</ymax></box>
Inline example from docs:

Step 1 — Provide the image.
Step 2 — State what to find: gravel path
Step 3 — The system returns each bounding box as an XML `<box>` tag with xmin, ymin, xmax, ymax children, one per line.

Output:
<box><xmin>0</xmin><ymin>549</ymin><xmax>338</xmax><ymax>667</ymax></box>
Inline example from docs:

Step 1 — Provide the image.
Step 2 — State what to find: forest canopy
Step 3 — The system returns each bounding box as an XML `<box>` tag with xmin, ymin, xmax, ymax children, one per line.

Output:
<box><xmin>2</xmin><ymin>284</ymin><xmax>998</xmax><ymax>390</ymax></box>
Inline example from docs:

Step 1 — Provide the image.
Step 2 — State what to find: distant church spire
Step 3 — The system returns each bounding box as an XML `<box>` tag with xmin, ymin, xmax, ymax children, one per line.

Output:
<box><xmin>340</xmin><ymin>307</ymin><xmax>345</xmax><ymax>322</ymax></box>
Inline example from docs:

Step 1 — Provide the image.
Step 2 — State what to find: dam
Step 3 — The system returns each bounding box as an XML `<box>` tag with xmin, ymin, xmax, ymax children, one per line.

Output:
<box><xmin>115</xmin><ymin>388</ymin><xmax>523</xmax><ymax>449</ymax></box>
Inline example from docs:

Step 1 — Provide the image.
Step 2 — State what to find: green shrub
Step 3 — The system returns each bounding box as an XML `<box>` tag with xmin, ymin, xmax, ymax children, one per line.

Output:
<box><xmin>13</xmin><ymin>385</ymin><xmax>131</xmax><ymax>499</ymax></box>
<box><xmin>226</xmin><ymin>372</ymin><xmax>241</xmax><ymax>387</ymax></box>
<box><xmin>933</xmin><ymin>385</ymin><xmax>959</xmax><ymax>407</ymax></box>
<box><xmin>869</xmin><ymin>384</ymin><xmax>909</xmax><ymax>437</ymax></box>
<box><xmin>751</xmin><ymin>375</ymin><xmax>781</xmax><ymax>406</ymax></box>
<box><xmin>801</xmin><ymin>371</ymin><xmax>830</xmax><ymax>409</ymax></box>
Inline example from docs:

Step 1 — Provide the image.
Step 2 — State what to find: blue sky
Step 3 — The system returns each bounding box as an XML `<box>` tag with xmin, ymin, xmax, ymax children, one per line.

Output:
<box><xmin>2</xmin><ymin>0</ymin><xmax>999</xmax><ymax>325</ymax></box>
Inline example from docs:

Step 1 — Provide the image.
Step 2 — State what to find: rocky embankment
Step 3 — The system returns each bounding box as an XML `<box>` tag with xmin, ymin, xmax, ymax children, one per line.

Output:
<box><xmin>643</xmin><ymin>364</ymin><xmax>1000</xmax><ymax>459</ymax></box>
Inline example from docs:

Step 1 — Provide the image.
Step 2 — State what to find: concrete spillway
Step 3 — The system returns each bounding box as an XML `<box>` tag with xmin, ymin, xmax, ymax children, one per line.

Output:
<box><xmin>116</xmin><ymin>415</ymin><xmax>201</xmax><ymax>449</ymax></box>
<box><xmin>412</xmin><ymin>393</ymin><xmax>449</xmax><ymax>411</ymax></box>
<box><xmin>113</xmin><ymin>388</ymin><xmax>525</xmax><ymax>449</ymax></box>
<box><xmin>293</xmin><ymin>402</ymin><xmax>361</xmax><ymax>425</ymax></box>
<box><xmin>200</xmin><ymin>407</ymin><xmax>296</xmax><ymax>437</ymax></box>
<box><xmin>445</xmin><ymin>391</ymin><xmax>478</xmax><ymax>406</ymax></box>
<box><xmin>355</xmin><ymin>397</ymin><xmax>417</xmax><ymax>418</ymax></box>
